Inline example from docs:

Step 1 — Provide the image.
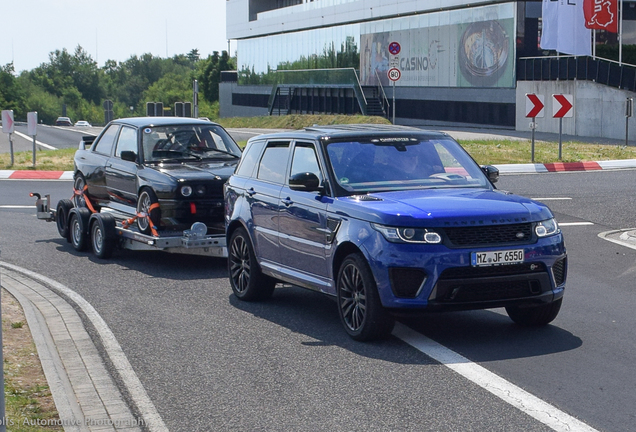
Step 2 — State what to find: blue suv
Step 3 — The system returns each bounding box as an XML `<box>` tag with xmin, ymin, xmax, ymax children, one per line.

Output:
<box><xmin>224</xmin><ymin>125</ymin><xmax>567</xmax><ymax>341</ymax></box>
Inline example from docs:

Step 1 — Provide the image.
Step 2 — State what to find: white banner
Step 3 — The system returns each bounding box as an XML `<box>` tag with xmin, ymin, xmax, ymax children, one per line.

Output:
<box><xmin>541</xmin><ymin>0</ymin><xmax>591</xmax><ymax>56</ymax></box>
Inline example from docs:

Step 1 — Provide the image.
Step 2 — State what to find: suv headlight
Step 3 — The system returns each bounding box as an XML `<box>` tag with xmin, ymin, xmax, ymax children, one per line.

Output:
<box><xmin>535</xmin><ymin>218</ymin><xmax>559</xmax><ymax>237</ymax></box>
<box><xmin>372</xmin><ymin>224</ymin><xmax>442</xmax><ymax>244</ymax></box>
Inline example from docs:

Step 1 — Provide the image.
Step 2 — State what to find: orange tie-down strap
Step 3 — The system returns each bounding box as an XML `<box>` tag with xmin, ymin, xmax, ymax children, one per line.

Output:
<box><xmin>71</xmin><ymin>185</ymin><xmax>98</xmax><ymax>214</ymax></box>
<box><xmin>120</xmin><ymin>203</ymin><xmax>160</xmax><ymax>237</ymax></box>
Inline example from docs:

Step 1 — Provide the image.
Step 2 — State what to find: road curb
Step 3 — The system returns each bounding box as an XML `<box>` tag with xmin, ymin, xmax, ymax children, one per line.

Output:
<box><xmin>0</xmin><ymin>262</ymin><xmax>168</xmax><ymax>431</ymax></box>
<box><xmin>2</xmin><ymin>158</ymin><xmax>636</xmax><ymax>179</ymax></box>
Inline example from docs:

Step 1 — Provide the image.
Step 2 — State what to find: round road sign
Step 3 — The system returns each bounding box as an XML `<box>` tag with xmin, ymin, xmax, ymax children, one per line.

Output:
<box><xmin>388</xmin><ymin>42</ymin><xmax>401</xmax><ymax>55</ymax></box>
<box><xmin>388</xmin><ymin>68</ymin><xmax>401</xmax><ymax>82</ymax></box>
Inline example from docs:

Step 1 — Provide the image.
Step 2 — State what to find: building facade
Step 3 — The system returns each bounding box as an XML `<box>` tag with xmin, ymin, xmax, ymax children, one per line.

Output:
<box><xmin>222</xmin><ymin>0</ymin><xmax>543</xmax><ymax>127</ymax></box>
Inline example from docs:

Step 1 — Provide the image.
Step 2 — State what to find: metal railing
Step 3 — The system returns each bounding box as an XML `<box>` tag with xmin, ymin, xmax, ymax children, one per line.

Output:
<box><xmin>267</xmin><ymin>68</ymin><xmax>368</xmax><ymax>115</ymax></box>
<box><xmin>517</xmin><ymin>55</ymin><xmax>636</xmax><ymax>92</ymax></box>
<box><xmin>374</xmin><ymin>69</ymin><xmax>390</xmax><ymax>118</ymax></box>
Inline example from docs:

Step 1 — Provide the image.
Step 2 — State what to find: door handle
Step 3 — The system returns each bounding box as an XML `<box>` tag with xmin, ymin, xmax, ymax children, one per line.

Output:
<box><xmin>246</xmin><ymin>188</ymin><xmax>256</xmax><ymax>197</ymax></box>
<box><xmin>282</xmin><ymin>197</ymin><xmax>293</xmax><ymax>206</ymax></box>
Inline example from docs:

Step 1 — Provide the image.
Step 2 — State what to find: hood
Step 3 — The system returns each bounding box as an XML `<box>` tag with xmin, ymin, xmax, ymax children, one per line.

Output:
<box><xmin>148</xmin><ymin>160</ymin><xmax>238</xmax><ymax>181</ymax></box>
<box><xmin>333</xmin><ymin>188</ymin><xmax>553</xmax><ymax>227</ymax></box>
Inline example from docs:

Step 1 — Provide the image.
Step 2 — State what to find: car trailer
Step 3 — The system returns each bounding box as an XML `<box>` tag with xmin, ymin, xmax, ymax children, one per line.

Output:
<box><xmin>31</xmin><ymin>192</ymin><xmax>227</xmax><ymax>260</ymax></box>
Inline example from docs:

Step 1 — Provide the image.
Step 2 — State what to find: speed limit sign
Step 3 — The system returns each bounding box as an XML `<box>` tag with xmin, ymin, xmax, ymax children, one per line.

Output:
<box><xmin>388</xmin><ymin>67</ymin><xmax>401</xmax><ymax>82</ymax></box>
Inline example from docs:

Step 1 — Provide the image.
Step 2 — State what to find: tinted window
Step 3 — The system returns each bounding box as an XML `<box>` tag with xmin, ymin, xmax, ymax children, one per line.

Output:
<box><xmin>290</xmin><ymin>143</ymin><xmax>322</xmax><ymax>183</ymax></box>
<box><xmin>93</xmin><ymin>125</ymin><xmax>119</xmax><ymax>156</ymax></box>
<box><xmin>257</xmin><ymin>142</ymin><xmax>290</xmax><ymax>184</ymax></box>
<box><xmin>115</xmin><ymin>126</ymin><xmax>138</xmax><ymax>158</ymax></box>
<box><xmin>236</xmin><ymin>140</ymin><xmax>266</xmax><ymax>177</ymax></box>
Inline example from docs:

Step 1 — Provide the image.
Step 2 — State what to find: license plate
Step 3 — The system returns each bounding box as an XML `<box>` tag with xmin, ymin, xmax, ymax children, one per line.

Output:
<box><xmin>471</xmin><ymin>249</ymin><xmax>524</xmax><ymax>267</ymax></box>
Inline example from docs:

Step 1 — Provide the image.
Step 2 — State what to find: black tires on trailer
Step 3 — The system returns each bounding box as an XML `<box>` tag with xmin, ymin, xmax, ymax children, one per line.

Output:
<box><xmin>137</xmin><ymin>188</ymin><xmax>161</xmax><ymax>235</ymax></box>
<box><xmin>68</xmin><ymin>207</ymin><xmax>91</xmax><ymax>252</ymax></box>
<box><xmin>55</xmin><ymin>199</ymin><xmax>74</xmax><ymax>242</ymax></box>
<box><xmin>228</xmin><ymin>227</ymin><xmax>276</xmax><ymax>301</ymax></box>
<box><xmin>336</xmin><ymin>253</ymin><xmax>395</xmax><ymax>341</ymax></box>
<box><xmin>89</xmin><ymin>213</ymin><xmax>117</xmax><ymax>259</ymax></box>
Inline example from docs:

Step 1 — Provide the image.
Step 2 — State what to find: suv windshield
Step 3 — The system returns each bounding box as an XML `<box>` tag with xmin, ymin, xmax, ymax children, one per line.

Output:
<box><xmin>326</xmin><ymin>138</ymin><xmax>489</xmax><ymax>193</ymax></box>
<box><xmin>142</xmin><ymin>124</ymin><xmax>242</xmax><ymax>162</ymax></box>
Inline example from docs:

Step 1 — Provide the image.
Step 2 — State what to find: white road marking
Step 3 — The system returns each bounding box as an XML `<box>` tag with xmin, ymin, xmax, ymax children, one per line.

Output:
<box><xmin>13</xmin><ymin>131</ymin><xmax>57</xmax><ymax>150</ymax></box>
<box><xmin>559</xmin><ymin>222</ymin><xmax>594</xmax><ymax>226</ymax></box>
<box><xmin>532</xmin><ymin>197</ymin><xmax>572</xmax><ymax>201</ymax></box>
<box><xmin>0</xmin><ymin>205</ymin><xmax>33</xmax><ymax>209</ymax></box>
<box><xmin>393</xmin><ymin>322</ymin><xmax>599</xmax><ymax>432</ymax></box>
<box><xmin>0</xmin><ymin>262</ymin><xmax>168</xmax><ymax>432</ymax></box>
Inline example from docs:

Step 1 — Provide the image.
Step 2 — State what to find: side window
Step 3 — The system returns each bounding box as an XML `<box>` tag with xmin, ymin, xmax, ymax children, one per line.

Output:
<box><xmin>93</xmin><ymin>125</ymin><xmax>119</xmax><ymax>156</ymax></box>
<box><xmin>115</xmin><ymin>127</ymin><xmax>138</xmax><ymax>158</ymax></box>
<box><xmin>290</xmin><ymin>143</ymin><xmax>322</xmax><ymax>183</ymax></box>
<box><xmin>257</xmin><ymin>142</ymin><xmax>290</xmax><ymax>184</ymax></box>
<box><xmin>235</xmin><ymin>141</ymin><xmax>265</xmax><ymax>177</ymax></box>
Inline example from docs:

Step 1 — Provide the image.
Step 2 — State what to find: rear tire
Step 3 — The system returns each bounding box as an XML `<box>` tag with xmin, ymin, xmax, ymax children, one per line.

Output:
<box><xmin>228</xmin><ymin>228</ymin><xmax>276</xmax><ymax>301</ymax></box>
<box><xmin>69</xmin><ymin>207</ymin><xmax>91</xmax><ymax>252</ymax></box>
<box><xmin>336</xmin><ymin>253</ymin><xmax>395</xmax><ymax>341</ymax></box>
<box><xmin>137</xmin><ymin>188</ymin><xmax>161</xmax><ymax>235</ymax></box>
<box><xmin>506</xmin><ymin>298</ymin><xmax>562</xmax><ymax>326</ymax></box>
<box><xmin>55</xmin><ymin>199</ymin><xmax>74</xmax><ymax>241</ymax></box>
<box><xmin>90</xmin><ymin>213</ymin><xmax>117</xmax><ymax>259</ymax></box>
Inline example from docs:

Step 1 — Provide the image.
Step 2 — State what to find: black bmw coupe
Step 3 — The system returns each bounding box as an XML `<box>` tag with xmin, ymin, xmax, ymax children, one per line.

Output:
<box><xmin>73</xmin><ymin>117</ymin><xmax>242</xmax><ymax>235</ymax></box>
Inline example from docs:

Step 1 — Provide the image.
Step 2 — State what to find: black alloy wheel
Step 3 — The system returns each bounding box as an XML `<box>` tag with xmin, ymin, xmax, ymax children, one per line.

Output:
<box><xmin>228</xmin><ymin>228</ymin><xmax>275</xmax><ymax>301</ymax></box>
<box><xmin>337</xmin><ymin>253</ymin><xmax>394</xmax><ymax>341</ymax></box>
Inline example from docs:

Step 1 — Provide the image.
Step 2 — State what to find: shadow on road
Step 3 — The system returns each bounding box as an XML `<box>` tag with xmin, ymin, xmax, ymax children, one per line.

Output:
<box><xmin>229</xmin><ymin>284</ymin><xmax>583</xmax><ymax>364</ymax></box>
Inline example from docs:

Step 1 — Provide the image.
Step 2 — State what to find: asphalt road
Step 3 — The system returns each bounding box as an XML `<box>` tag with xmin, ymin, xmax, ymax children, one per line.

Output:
<box><xmin>1</xmin><ymin>169</ymin><xmax>636</xmax><ymax>432</ymax></box>
<box><xmin>0</xmin><ymin>123</ymin><xmax>102</xmax><ymax>153</ymax></box>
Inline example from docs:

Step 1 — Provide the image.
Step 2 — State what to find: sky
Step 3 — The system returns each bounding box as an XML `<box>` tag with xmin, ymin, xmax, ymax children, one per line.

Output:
<box><xmin>0</xmin><ymin>0</ymin><xmax>231</xmax><ymax>73</ymax></box>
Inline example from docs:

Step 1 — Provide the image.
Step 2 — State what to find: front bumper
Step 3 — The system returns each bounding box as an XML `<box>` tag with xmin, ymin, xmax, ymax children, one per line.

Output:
<box><xmin>362</xmin><ymin>231</ymin><xmax>567</xmax><ymax>311</ymax></box>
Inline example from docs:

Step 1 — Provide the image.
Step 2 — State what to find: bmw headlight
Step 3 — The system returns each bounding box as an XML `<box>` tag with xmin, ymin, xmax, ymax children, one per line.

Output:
<box><xmin>372</xmin><ymin>224</ymin><xmax>442</xmax><ymax>244</ymax></box>
<box><xmin>180</xmin><ymin>185</ymin><xmax>193</xmax><ymax>197</ymax></box>
<box><xmin>535</xmin><ymin>218</ymin><xmax>559</xmax><ymax>237</ymax></box>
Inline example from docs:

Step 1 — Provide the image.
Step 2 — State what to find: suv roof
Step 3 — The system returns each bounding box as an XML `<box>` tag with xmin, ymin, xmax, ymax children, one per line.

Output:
<box><xmin>251</xmin><ymin>124</ymin><xmax>450</xmax><ymax>141</ymax></box>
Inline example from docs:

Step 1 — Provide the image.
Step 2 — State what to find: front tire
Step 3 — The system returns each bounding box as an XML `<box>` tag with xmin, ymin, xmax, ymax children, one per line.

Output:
<box><xmin>228</xmin><ymin>228</ymin><xmax>276</xmax><ymax>301</ymax></box>
<box><xmin>337</xmin><ymin>253</ymin><xmax>395</xmax><ymax>341</ymax></box>
<box><xmin>69</xmin><ymin>208</ymin><xmax>91</xmax><ymax>252</ymax></box>
<box><xmin>137</xmin><ymin>188</ymin><xmax>161</xmax><ymax>235</ymax></box>
<box><xmin>506</xmin><ymin>298</ymin><xmax>563</xmax><ymax>326</ymax></box>
<box><xmin>73</xmin><ymin>174</ymin><xmax>88</xmax><ymax>209</ymax></box>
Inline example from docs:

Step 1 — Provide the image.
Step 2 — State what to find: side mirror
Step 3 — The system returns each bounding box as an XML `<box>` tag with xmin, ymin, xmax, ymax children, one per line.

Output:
<box><xmin>481</xmin><ymin>165</ymin><xmax>499</xmax><ymax>183</ymax></box>
<box><xmin>289</xmin><ymin>172</ymin><xmax>321</xmax><ymax>192</ymax></box>
<box><xmin>121</xmin><ymin>150</ymin><xmax>138</xmax><ymax>163</ymax></box>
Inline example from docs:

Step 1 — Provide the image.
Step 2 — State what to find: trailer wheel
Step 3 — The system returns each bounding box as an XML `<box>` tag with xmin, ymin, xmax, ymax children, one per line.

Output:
<box><xmin>56</xmin><ymin>199</ymin><xmax>74</xmax><ymax>242</ymax></box>
<box><xmin>90</xmin><ymin>213</ymin><xmax>117</xmax><ymax>259</ymax></box>
<box><xmin>137</xmin><ymin>188</ymin><xmax>161</xmax><ymax>235</ymax></box>
<box><xmin>69</xmin><ymin>207</ymin><xmax>91</xmax><ymax>252</ymax></box>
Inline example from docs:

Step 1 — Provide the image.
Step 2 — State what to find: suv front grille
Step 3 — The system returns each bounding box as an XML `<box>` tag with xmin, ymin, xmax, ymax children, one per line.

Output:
<box><xmin>442</xmin><ymin>223</ymin><xmax>534</xmax><ymax>248</ymax></box>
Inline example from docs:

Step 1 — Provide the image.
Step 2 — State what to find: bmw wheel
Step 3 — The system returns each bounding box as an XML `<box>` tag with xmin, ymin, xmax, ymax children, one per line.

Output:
<box><xmin>137</xmin><ymin>188</ymin><xmax>161</xmax><ymax>235</ymax></box>
<box><xmin>73</xmin><ymin>174</ymin><xmax>88</xmax><ymax>209</ymax></box>
<box><xmin>228</xmin><ymin>227</ymin><xmax>276</xmax><ymax>301</ymax></box>
<box><xmin>337</xmin><ymin>253</ymin><xmax>394</xmax><ymax>341</ymax></box>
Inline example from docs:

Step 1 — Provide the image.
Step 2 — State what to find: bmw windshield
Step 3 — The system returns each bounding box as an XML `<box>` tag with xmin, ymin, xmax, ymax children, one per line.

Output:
<box><xmin>326</xmin><ymin>137</ymin><xmax>490</xmax><ymax>193</ymax></box>
<box><xmin>142</xmin><ymin>124</ymin><xmax>242</xmax><ymax>162</ymax></box>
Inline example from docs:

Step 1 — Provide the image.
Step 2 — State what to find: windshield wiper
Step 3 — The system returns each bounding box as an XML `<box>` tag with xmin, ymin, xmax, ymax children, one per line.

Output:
<box><xmin>199</xmin><ymin>148</ymin><xmax>239</xmax><ymax>158</ymax></box>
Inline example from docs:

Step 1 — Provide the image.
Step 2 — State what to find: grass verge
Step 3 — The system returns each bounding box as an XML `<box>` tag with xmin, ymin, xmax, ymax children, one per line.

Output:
<box><xmin>2</xmin><ymin>115</ymin><xmax>636</xmax><ymax>170</ymax></box>
<box><xmin>2</xmin><ymin>289</ymin><xmax>61</xmax><ymax>431</ymax></box>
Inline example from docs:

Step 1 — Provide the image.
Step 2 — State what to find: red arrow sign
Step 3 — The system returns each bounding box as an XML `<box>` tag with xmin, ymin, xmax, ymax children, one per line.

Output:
<box><xmin>525</xmin><ymin>94</ymin><xmax>545</xmax><ymax>118</ymax></box>
<box><xmin>553</xmin><ymin>94</ymin><xmax>573</xmax><ymax>118</ymax></box>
